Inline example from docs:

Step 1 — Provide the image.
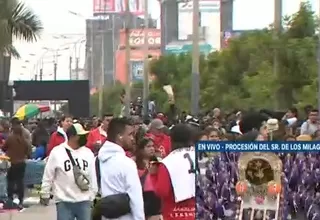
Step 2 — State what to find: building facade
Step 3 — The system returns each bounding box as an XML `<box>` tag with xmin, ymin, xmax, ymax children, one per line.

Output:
<box><xmin>160</xmin><ymin>0</ymin><xmax>179</xmax><ymax>54</ymax></box>
<box><xmin>85</xmin><ymin>14</ymin><xmax>156</xmax><ymax>88</ymax></box>
<box><xmin>115</xmin><ymin>28</ymin><xmax>161</xmax><ymax>84</ymax></box>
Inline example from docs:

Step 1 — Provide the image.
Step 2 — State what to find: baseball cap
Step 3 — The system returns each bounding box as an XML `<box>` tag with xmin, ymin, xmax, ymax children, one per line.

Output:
<box><xmin>149</xmin><ymin>118</ymin><xmax>164</xmax><ymax>130</ymax></box>
<box><xmin>66</xmin><ymin>123</ymin><xmax>89</xmax><ymax>138</ymax></box>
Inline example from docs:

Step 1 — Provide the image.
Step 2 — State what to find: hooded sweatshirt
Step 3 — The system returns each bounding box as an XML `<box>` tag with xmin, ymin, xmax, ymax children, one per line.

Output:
<box><xmin>98</xmin><ymin>141</ymin><xmax>145</xmax><ymax>220</ymax></box>
<box><xmin>47</xmin><ymin>127</ymin><xmax>67</xmax><ymax>156</ymax></box>
<box><xmin>41</xmin><ymin>143</ymin><xmax>98</xmax><ymax>202</ymax></box>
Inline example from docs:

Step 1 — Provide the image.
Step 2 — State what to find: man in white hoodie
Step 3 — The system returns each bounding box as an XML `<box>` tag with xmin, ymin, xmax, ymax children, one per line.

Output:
<box><xmin>98</xmin><ymin>117</ymin><xmax>145</xmax><ymax>220</ymax></box>
<box><xmin>40</xmin><ymin>123</ymin><xmax>98</xmax><ymax>220</ymax></box>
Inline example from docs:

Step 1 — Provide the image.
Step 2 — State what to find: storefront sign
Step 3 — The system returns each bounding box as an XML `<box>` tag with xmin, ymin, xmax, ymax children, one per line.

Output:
<box><xmin>119</xmin><ymin>29</ymin><xmax>161</xmax><ymax>47</ymax></box>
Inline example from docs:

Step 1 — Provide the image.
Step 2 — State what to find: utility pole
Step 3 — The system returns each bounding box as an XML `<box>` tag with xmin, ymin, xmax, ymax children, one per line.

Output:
<box><xmin>273</xmin><ymin>0</ymin><xmax>282</xmax><ymax>109</ymax></box>
<box><xmin>76</xmin><ymin>57</ymin><xmax>80</xmax><ymax>80</ymax></box>
<box><xmin>112</xmin><ymin>15</ymin><xmax>116</xmax><ymax>85</ymax></box>
<box><xmin>69</xmin><ymin>56</ymin><xmax>72</xmax><ymax>79</ymax></box>
<box><xmin>124</xmin><ymin>0</ymin><xmax>131</xmax><ymax>117</ymax></box>
<box><xmin>53</xmin><ymin>62</ymin><xmax>57</xmax><ymax>81</ymax></box>
<box><xmin>39</xmin><ymin>68</ymin><xmax>43</xmax><ymax>81</ymax></box>
<box><xmin>191</xmin><ymin>0</ymin><xmax>200</xmax><ymax>115</ymax></box>
<box><xmin>143</xmin><ymin>0</ymin><xmax>149</xmax><ymax>119</ymax></box>
<box><xmin>98</xmin><ymin>35</ymin><xmax>105</xmax><ymax>117</ymax></box>
<box><xmin>53</xmin><ymin>62</ymin><xmax>57</xmax><ymax>112</ymax></box>
<box><xmin>90</xmin><ymin>20</ymin><xmax>95</xmax><ymax>87</ymax></box>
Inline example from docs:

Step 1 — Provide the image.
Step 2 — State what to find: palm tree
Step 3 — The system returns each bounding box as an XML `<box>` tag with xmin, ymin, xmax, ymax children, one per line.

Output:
<box><xmin>0</xmin><ymin>0</ymin><xmax>43</xmax><ymax>58</ymax></box>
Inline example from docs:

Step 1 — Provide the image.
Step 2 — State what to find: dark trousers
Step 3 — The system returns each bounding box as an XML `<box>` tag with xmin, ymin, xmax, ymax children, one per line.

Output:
<box><xmin>7</xmin><ymin>162</ymin><xmax>26</xmax><ymax>202</ymax></box>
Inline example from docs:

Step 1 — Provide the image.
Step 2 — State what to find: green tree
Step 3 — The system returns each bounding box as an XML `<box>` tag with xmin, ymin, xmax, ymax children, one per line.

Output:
<box><xmin>98</xmin><ymin>2</ymin><xmax>318</xmax><ymax>114</ymax></box>
<box><xmin>200</xmin><ymin>2</ymin><xmax>317</xmax><ymax>111</ymax></box>
<box><xmin>90</xmin><ymin>82</ymin><xmax>124</xmax><ymax>116</ymax></box>
<box><xmin>0</xmin><ymin>0</ymin><xmax>43</xmax><ymax>57</ymax></box>
<box><xmin>200</xmin><ymin>29</ymin><xmax>275</xmax><ymax>110</ymax></box>
<box><xmin>90</xmin><ymin>82</ymin><xmax>145</xmax><ymax>116</ymax></box>
<box><xmin>149</xmin><ymin>53</ymin><xmax>207</xmax><ymax>111</ymax></box>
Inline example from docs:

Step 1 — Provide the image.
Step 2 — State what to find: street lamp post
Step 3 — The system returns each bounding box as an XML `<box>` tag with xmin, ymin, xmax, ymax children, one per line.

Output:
<box><xmin>98</xmin><ymin>34</ymin><xmax>105</xmax><ymax>117</ymax></box>
<box><xmin>50</xmin><ymin>36</ymin><xmax>86</xmax><ymax>80</ymax></box>
<box><xmin>39</xmin><ymin>68</ymin><xmax>43</xmax><ymax>81</ymax></box>
<box><xmin>124</xmin><ymin>0</ymin><xmax>131</xmax><ymax>117</ymax></box>
<box><xmin>72</xmin><ymin>38</ymin><xmax>86</xmax><ymax>80</ymax></box>
<box><xmin>191</xmin><ymin>0</ymin><xmax>200</xmax><ymax>116</ymax></box>
<box><xmin>42</xmin><ymin>46</ymin><xmax>70</xmax><ymax>81</ymax></box>
<box><xmin>7</xmin><ymin>80</ymin><xmax>14</xmax><ymax>117</ymax></box>
<box><xmin>142</xmin><ymin>0</ymin><xmax>149</xmax><ymax>119</ymax></box>
<box><xmin>68</xmin><ymin>11</ymin><xmax>95</xmax><ymax>84</ymax></box>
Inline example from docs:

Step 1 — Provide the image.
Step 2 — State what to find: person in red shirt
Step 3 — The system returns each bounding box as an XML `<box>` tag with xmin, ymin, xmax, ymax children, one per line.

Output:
<box><xmin>135</xmin><ymin>137</ymin><xmax>162</xmax><ymax>220</ymax></box>
<box><xmin>149</xmin><ymin>124</ymin><xmax>195</xmax><ymax>220</ymax></box>
<box><xmin>86</xmin><ymin>114</ymin><xmax>112</xmax><ymax>153</ymax></box>
<box><xmin>146</xmin><ymin>119</ymin><xmax>171</xmax><ymax>158</ymax></box>
<box><xmin>91</xmin><ymin>116</ymin><xmax>100</xmax><ymax>130</ymax></box>
<box><xmin>46</xmin><ymin>115</ymin><xmax>73</xmax><ymax>156</ymax></box>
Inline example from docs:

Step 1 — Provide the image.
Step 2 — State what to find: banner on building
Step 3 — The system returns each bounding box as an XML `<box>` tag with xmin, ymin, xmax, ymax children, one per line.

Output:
<box><xmin>93</xmin><ymin>0</ymin><xmax>144</xmax><ymax>15</ymax></box>
<box><xmin>131</xmin><ymin>61</ymin><xmax>143</xmax><ymax>81</ymax></box>
<box><xmin>119</xmin><ymin>29</ymin><xmax>161</xmax><ymax>48</ymax></box>
<box><xmin>178</xmin><ymin>0</ymin><xmax>220</xmax><ymax>13</ymax></box>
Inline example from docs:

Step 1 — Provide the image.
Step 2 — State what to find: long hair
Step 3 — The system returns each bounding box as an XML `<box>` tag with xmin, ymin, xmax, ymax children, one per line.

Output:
<box><xmin>135</xmin><ymin>138</ymin><xmax>152</xmax><ymax>170</ymax></box>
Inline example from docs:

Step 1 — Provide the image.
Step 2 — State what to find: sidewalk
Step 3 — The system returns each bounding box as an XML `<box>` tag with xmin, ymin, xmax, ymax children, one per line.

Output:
<box><xmin>0</xmin><ymin>204</ymin><xmax>56</xmax><ymax>220</ymax></box>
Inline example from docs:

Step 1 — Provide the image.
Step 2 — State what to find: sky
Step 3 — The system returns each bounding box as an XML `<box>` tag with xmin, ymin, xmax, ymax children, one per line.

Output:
<box><xmin>10</xmin><ymin>0</ymin><xmax>319</xmax><ymax>81</ymax></box>
<box><xmin>233</xmin><ymin>0</ymin><xmax>319</xmax><ymax>30</ymax></box>
<box><xmin>11</xmin><ymin>0</ymin><xmax>161</xmax><ymax>81</ymax></box>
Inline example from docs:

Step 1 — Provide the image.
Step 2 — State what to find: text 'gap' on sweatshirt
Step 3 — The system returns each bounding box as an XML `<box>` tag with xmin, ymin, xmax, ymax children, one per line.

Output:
<box><xmin>98</xmin><ymin>141</ymin><xmax>145</xmax><ymax>220</ymax></box>
<box><xmin>41</xmin><ymin>143</ymin><xmax>98</xmax><ymax>202</ymax></box>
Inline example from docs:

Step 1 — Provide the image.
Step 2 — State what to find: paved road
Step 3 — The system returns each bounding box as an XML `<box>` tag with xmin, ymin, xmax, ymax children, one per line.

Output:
<box><xmin>0</xmin><ymin>205</ymin><xmax>56</xmax><ymax>220</ymax></box>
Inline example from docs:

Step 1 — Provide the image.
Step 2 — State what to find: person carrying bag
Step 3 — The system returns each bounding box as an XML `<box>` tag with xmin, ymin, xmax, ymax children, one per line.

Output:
<box><xmin>65</xmin><ymin>148</ymin><xmax>90</xmax><ymax>191</ymax></box>
<box><xmin>92</xmin><ymin>157</ymin><xmax>131</xmax><ymax>220</ymax></box>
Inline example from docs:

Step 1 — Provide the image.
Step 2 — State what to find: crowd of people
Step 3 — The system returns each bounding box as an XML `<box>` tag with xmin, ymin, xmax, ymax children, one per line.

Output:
<box><xmin>0</xmin><ymin>103</ymin><xmax>320</xmax><ymax>220</ymax></box>
<box><xmin>0</xmin><ymin>110</ymin><xmax>196</xmax><ymax>220</ymax></box>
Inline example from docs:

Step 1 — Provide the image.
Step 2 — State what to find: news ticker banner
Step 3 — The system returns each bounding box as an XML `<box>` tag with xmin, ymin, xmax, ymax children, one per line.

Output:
<box><xmin>196</xmin><ymin>141</ymin><xmax>320</xmax><ymax>152</ymax></box>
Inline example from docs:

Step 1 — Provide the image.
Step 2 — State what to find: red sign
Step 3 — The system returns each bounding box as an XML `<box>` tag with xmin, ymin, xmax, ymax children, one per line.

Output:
<box><xmin>93</xmin><ymin>0</ymin><xmax>144</xmax><ymax>15</ymax></box>
<box><xmin>115</xmin><ymin>49</ymin><xmax>161</xmax><ymax>84</ymax></box>
<box><xmin>119</xmin><ymin>29</ymin><xmax>161</xmax><ymax>48</ymax></box>
<box><xmin>93</xmin><ymin>0</ymin><xmax>114</xmax><ymax>13</ymax></box>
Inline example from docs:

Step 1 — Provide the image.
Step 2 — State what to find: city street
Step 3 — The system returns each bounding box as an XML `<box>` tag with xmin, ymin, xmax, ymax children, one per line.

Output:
<box><xmin>0</xmin><ymin>204</ymin><xmax>56</xmax><ymax>220</ymax></box>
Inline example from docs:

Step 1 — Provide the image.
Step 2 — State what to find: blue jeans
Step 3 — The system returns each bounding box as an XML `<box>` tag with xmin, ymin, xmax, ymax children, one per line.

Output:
<box><xmin>56</xmin><ymin>201</ymin><xmax>92</xmax><ymax>220</ymax></box>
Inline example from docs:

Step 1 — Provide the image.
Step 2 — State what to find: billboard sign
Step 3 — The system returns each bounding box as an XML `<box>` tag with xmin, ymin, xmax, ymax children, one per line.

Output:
<box><xmin>119</xmin><ymin>29</ymin><xmax>161</xmax><ymax>48</ymax></box>
<box><xmin>165</xmin><ymin>43</ymin><xmax>213</xmax><ymax>55</ymax></box>
<box><xmin>93</xmin><ymin>0</ymin><xmax>144</xmax><ymax>15</ymax></box>
<box><xmin>178</xmin><ymin>0</ymin><xmax>220</xmax><ymax>13</ymax></box>
<box><xmin>131</xmin><ymin>61</ymin><xmax>143</xmax><ymax>81</ymax></box>
<box><xmin>178</xmin><ymin>0</ymin><xmax>220</xmax><ymax>50</ymax></box>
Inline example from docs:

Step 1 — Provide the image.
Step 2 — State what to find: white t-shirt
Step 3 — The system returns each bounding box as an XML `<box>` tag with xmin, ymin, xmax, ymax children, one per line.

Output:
<box><xmin>162</xmin><ymin>147</ymin><xmax>195</xmax><ymax>203</ymax></box>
